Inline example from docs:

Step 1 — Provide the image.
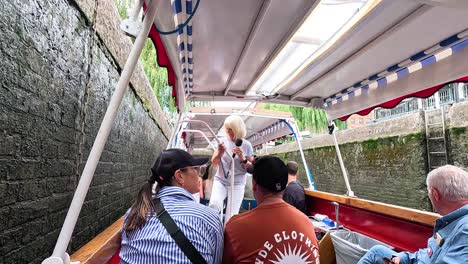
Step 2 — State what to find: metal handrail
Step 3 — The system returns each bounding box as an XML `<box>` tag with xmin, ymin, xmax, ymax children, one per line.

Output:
<box><xmin>169</xmin><ymin>119</ymin><xmax>237</xmax><ymax>223</ymax></box>
<box><xmin>177</xmin><ymin>129</ymin><xmax>218</xmax><ymax>149</ymax></box>
<box><xmin>280</xmin><ymin>119</ymin><xmax>315</xmax><ymax>190</ymax></box>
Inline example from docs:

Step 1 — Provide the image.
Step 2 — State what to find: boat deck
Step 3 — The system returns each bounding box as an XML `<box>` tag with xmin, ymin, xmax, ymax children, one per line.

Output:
<box><xmin>70</xmin><ymin>190</ymin><xmax>439</xmax><ymax>264</ymax></box>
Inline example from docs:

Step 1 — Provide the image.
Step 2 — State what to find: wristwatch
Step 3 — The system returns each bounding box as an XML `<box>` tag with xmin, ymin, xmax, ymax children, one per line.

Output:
<box><xmin>241</xmin><ymin>159</ymin><xmax>248</xmax><ymax>164</ymax></box>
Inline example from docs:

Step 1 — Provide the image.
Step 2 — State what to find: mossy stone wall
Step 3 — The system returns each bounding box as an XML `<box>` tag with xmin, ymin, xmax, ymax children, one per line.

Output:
<box><xmin>275</xmin><ymin>133</ymin><xmax>432</xmax><ymax>211</ymax></box>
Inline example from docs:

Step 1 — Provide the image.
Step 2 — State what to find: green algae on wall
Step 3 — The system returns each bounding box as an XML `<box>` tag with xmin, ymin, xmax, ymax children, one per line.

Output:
<box><xmin>448</xmin><ymin>127</ymin><xmax>468</xmax><ymax>167</ymax></box>
<box><xmin>275</xmin><ymin>133</ymin><xmax>432</xmax><ymax>211</ymax></box>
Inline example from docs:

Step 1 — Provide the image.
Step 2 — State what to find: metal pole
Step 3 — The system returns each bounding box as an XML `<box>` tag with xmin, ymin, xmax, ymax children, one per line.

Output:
<box><xmin>178</xmin><ymin>129</ymin><xmax>218</xmax><ymax>149</ymax></box>
<box><xmin>293</xmin><ymin>121</ymin><xmax>314</xmax><ymax>190</ymax></box>
<box><xmin>42</xmin><ymin>2</ymin><xmax>159</xmax><ymax>263</ymax></box>
<box><xmin>226</xmin><ymin>156</ymin><xmax>235</xmax><ymax>223</ymax></box>
<box><xmin>281</xmin><ymin>119</ymin><xmax>315</xmax><ymax>190</ymax></box>
<box><xmin>330</xmin><ymin>121</ymin><xmax>354</xmax><ymax>196</ymax></box>
<box><xmin>177</xmin><ymin>119</ymin><xmax>223</xmax><ymax>145</ymax></box>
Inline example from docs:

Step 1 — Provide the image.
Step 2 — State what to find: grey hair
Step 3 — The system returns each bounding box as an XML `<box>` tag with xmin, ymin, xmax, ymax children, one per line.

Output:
<box><xmin>426</xmin><ymin>165</ymin><xmax>468</xmax><ymax>201</ymax></box>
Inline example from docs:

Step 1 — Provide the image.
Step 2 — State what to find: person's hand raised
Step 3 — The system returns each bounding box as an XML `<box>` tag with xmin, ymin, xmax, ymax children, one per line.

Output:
<box><xmin>232</xmin><ymin>147</ymin><xmax>245</xmax><ymax>161</ymax></box>
<box><xmin>211</xmin><ymin>143</ymin><xmax>226</xmax><ymax>165</ymax></box>
<box><xmin>217</xmin><ymin>143</ymin><xmax>226</xmax><ymax>156</ymax></box>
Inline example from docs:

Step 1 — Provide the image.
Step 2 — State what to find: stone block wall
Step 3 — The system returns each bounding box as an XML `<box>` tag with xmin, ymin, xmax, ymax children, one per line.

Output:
<box><xmin>266</xmin><ymin>104</ymin><xmax>468</xmax><ymax>213</ymax></box>
<box><xmin>448</xmin><ymin>126</ymin><xmax>468</xmax><ymax>167</ymax></box>
<box><xmin>275</xmin><ymin>133</ymin><xmax>431</xmax><ymax>211</ymax></box>
<box><xmin>447</xmin><ymin>101</ymin><xmax>468</xmax><ymax>167</ymax></box>
<box><xmin>0</xmin><ymin>0</ymin><xmax>168</xmax><ymax>263</ymax></box>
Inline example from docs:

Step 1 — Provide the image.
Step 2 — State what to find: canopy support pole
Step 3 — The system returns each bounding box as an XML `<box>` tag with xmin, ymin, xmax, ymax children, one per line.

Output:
<box><xmin>329</xmin><ymin>121</ymin><xmax>354</xmax><ymax>196</ymax></box>
<box><xmin>42</xmin><ymin>2</ymin><xmax>159</xmax><ymax>263</ymax></box>
<box><xmin>281</xmin><ymin>119</ymin><xmax>315</xmax><ymax>190</ymax></box>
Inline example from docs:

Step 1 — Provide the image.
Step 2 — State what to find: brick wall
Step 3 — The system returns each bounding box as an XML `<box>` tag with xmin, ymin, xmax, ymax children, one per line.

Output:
<box><xmin>0</xmin><ymin>0</ymin><xmax>168</xmax><ymax>263</ymax></box>
<box><xmin>346</xmin><ymin>112</ymin><xmax>374</xmax><ymax>129</ymax></box>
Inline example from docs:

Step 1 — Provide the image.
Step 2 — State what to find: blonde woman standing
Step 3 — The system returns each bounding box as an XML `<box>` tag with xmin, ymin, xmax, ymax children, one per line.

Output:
<box><xmin>209</xmin><ymin>115</ymin><xmax>254</xmax><ymax>217</ymax></box>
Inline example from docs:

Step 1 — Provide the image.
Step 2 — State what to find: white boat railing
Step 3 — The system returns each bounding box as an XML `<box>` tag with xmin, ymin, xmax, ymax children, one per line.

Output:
<box><xmin>176</xmin><ymin>129</ymin><xmax>218</xmax><ymax>150</ymax></box>
<box><xmin>170</xmin><ymin>119</ymin><xmax>236</xmax><ymax>223</ymax></box>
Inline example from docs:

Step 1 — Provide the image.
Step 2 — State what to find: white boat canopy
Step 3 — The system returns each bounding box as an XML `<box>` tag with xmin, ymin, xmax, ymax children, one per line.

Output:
<box><xmin>43</xmin><ymin>1</ymin><xmax>468</xmax><ymax>263</ymax></box>
<box><xmin>149</xmin><ymin>0</ymin><xmax>468</xmax><ymax>120</ymax></box>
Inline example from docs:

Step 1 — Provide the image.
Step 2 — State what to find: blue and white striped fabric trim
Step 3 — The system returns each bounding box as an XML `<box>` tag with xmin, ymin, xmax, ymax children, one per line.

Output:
<box><xmin>172</xmin><ymin>0</ymin><xmax>194</xmax><ymax>96</ymax></box>
<box><xmin>324</xmin><ymin>30</ymin><xmax>468</xmax><ymax>107</ymax></box>
<box><xmin>246</xmin><ymin>121</ymin><xmax>288</xmax><ymax>143</ymax></box>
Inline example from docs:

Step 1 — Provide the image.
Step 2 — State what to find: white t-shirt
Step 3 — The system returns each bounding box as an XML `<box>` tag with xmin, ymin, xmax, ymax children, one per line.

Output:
<box><xmin>215</xmin><ymin>138</ymin><xmax>253</xmax><ymax>186</ymax></box>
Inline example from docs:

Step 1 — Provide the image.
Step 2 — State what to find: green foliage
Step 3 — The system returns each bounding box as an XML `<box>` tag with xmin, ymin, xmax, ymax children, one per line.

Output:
<box><xmin>140</xmin><ymin>40</ymin><xmax>176</xmax><ymax>115</ymax></box>
<box><xmin>261</xmin><ymin>103</ymin><xmax>346</xmax><ymax>133</ymax></box>
<box><xmin>113</xmin><ymin>0</ymin><xmax>177</xmax><ymax>118</ymax></box>
<box><xmin>114</xmin><ymin>0</ymin><xmax>129</xmax><ymax>18</ymax></box>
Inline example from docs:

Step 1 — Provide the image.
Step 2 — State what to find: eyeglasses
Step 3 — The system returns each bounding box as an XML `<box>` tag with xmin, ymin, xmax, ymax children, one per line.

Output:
<box><xmin>179</xmin><ymin>164</ymin><xmax>208</xmax><ymax>176</ymax></box>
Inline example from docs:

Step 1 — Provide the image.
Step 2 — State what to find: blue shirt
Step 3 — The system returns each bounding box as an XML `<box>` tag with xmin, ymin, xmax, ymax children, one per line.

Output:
<box><xmin>120</xmin><ymin>186</ymin><xmax>224</xmax><ymax>264</ymax></box>
<box><xmin>399</xmin><ymin>204</ymin><xmax>468</xmax><ymax>263</ymax></box>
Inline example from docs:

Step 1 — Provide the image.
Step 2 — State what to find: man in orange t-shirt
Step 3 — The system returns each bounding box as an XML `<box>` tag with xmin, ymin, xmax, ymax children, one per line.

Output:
<box><xmin>223</xmin><ymin>156</ymin><xmax>319</xmax><ymax>264</ymax></box>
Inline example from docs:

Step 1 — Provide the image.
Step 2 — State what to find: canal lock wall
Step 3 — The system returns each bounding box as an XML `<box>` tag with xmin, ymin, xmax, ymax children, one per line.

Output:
<box><xmin>1</xmin><ymin>0</ymin><xmax>468</xmax><ymax>263</ymax></box>
<box><xmin>257</xmin><ymin>102</ymin><xmax>468</xmax><ymax>212</ymax></box>
<box><xmin>0</xmin><ymin>0</ymin><xmax>170</xmax><ymax>263</ymax></box>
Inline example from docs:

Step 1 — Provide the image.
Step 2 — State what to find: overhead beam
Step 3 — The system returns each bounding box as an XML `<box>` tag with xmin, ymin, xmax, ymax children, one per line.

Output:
<box><xmin>415</xmin><ymin>0</ymin><xmax>468</xmax><ymax>8</ymax></box>
<box><xmin>243</xmin><ymin>0</ymin><xmax>320</xmax><ymax>95</ymax></box>
<box><xmin>223</xmin><ymin>0</ymin><xmax>272</xmax><ymax>96</ymax></box>
<box><xmin>188</xmin><ymin>93</ymin><xmax>313</xmax><ymax>107</ymax></box>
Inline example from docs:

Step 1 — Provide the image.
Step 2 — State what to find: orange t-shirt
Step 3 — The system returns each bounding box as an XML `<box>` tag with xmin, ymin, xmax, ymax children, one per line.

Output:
<box><xmin>223</xmin><ymin>201</ymin><xmax>319</xmax><ymax>264</ymax></box>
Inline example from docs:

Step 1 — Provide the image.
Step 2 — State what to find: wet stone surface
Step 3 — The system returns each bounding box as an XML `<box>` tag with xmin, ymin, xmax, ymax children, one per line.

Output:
<box><xmin>0</xmin><ymin>0</ymin><xmax>167</xmax><ymax>263</ymax></box>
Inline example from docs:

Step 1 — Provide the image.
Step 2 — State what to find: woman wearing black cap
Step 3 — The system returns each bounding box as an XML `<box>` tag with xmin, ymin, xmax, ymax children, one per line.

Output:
<box><xmin>119</xmin><ymin>149</ymin><xmax>223</xmax><ymax>264</ymax></box>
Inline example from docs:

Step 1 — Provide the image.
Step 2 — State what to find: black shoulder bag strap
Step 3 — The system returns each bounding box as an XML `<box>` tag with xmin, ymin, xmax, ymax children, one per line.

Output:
<box><xmin>154</xmin><ymin>198</ymin><xmax>208</xmax><ymax>264</ymax></box>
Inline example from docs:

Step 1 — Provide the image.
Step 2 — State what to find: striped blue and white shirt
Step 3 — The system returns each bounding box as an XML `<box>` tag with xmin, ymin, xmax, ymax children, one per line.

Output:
<box><xmin>120</xmin><ymin>186</ymin><xmax>224</xmax><ymax>264</ymax></box>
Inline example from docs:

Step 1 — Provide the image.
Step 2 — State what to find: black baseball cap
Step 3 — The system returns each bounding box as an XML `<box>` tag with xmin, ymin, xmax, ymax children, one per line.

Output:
<box><xmin>151</xmin><ymin>149</ymin><xmax>209</xmax><ymax>181</ymax></box>
<box><xmin>252</xmin><ymin>156</ymin><xmax>288</xmax><ymax>192</ymax></box>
